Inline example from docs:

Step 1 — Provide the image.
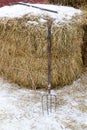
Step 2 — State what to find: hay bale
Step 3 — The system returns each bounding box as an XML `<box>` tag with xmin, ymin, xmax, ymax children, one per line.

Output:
<box><xmin>0</xmin><ymin>16</ymin><xmax>83</xmax><ymax>89</ymax></box>
<box><xmin>82</xmin><ymin>25</ymin><xmax>87</xmax><ymax>67</ymax></box>
<box><xmin>48</xmin><ymin>0</ymin><xmax>87</xmax><ymax>8</ymax></box>
<box><xmin>80</xmin><ymin>8</ymin><xmax>87</xmax><ymax>67</ymax></box>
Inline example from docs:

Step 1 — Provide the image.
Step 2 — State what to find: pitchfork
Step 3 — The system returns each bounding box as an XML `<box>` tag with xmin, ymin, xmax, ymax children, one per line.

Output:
<box><xmin>42</xmin><ymin>20</ymin><xmax>57</xmax><ymax>114</ymax></box>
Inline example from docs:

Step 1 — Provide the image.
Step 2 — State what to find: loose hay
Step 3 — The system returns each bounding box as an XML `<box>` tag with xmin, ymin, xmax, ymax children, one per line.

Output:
<box><xmin>82</xmin><ymin>25</ymin><xmax>87</xmax><ymax>67</ymax></box>
<box><xmin>80</xmin><ymin>8</ymin><xmax>87</xmax><ymax>67</ymax></box>
<box><xmin>48</xmin><ymin>0</ymin><xmax>87</xmax><ymax>8</ymax></box>
<box><xmin>0</xmin><ymin>16</ymin><xmax>84</xmax><ymax>89</ymax></box>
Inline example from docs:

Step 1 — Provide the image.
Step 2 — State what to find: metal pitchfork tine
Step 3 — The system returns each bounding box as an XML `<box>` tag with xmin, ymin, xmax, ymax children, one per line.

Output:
<box><xmin>42</xmin><ymin>20</ymin><xmax>57</xmax><ymax>115</ymax></box>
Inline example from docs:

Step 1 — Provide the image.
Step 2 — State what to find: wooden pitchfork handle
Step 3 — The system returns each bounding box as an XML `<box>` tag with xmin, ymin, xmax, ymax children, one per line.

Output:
<box><xmin>47</xmin><ymin>21</ymin><xmax>52</xmax><ymax>94</ymax></box>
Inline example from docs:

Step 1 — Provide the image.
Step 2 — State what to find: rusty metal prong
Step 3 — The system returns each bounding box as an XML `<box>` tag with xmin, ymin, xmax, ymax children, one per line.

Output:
<box><xmin>50</xmin><ymin>94</ymin><xmax>57</xmax><ymax>112</ymax></box>
<box><xmin>50</xmin><ymin>93</ymin><xmax>52</xmax><ymax>112</ymax></box>
<box><xmin>53</xmin><ymin>94</ymin><xmax>57</xmax><ymax>112</ymax></box>
<box><xmin>47</xmin><ymin>94</ymin><xmax>49</xmax><ymax>115</ymax></box>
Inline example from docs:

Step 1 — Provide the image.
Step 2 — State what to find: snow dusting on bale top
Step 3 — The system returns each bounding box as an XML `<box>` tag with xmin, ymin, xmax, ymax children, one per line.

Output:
<box><xmin>0</xmin><ymin>3</ymin><xmax>84</xmax><ymax>88</ymax></box>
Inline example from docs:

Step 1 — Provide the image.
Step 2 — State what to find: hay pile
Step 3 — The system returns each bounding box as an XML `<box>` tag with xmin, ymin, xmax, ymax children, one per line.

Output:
<box><xmin>48</xmin><ymin>0</ymin><xmax>87</xmax><ymax>7</ymax></box>
<box><xmin>0</xmin><ymin>15</ymin><xmax>84</xmax><ymax>89</ymax></box>
<box><xmin>80</xmin><ymin>7</ymin><xmax>87</xmax><ymax>67</ymax></box>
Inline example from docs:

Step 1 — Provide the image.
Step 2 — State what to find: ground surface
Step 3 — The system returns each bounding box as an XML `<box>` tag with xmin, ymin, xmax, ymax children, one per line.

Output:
<box><xmin>0</xmin><ymin>69</ymin><xmax>87</xmax><ymax>130</ymax></box>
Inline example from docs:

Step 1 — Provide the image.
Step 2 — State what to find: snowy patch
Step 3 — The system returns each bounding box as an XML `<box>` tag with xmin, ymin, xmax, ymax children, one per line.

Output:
<box><xmin>27</xmin><ymin>21</ymin><xmax>39</xmax><ymax>25</ymax></box>
<box><xmin>0</xmin><ymin>70</ymin><xmax>87</xmax><ymax>130</ymax></box>
<box><xmin>0</xmin><ymin>3</ymin><xmax>82</xmax><ymax>24</ymax></box>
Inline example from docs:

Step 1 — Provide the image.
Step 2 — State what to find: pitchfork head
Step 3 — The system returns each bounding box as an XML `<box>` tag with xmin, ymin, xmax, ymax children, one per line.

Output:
<box><xmin>42</xmin><ymin>91</ymin><xmax>57</xmax><ymax>115</ymax></box>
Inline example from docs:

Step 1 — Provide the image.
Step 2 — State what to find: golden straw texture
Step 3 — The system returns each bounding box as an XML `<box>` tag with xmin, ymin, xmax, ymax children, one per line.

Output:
<box><xmin>48</xmin><ymin>0</ymin><xmax>87</xmax><ymax>8</ymax></box>
<box><xmin>0</xmin><ymin>16</ymin><xmax>84</xmax><ymax>89</ymax></box>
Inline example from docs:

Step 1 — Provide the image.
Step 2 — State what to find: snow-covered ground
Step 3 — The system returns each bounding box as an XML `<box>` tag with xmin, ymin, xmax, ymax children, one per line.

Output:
<box><xmin>0</xmin><ymin>2</ymin><xmax>82</xmax><ymax>24</ymax></box>
<box><xmin>0</xmin><ymin>69</ymin><xmax>87</xmax><ymax>130</ymax></box>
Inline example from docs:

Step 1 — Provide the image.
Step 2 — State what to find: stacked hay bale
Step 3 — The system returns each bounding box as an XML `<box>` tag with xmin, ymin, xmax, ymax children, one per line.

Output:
<box><xmin>82</xmin><ymin>10</ymin><xmax>87</xmax><ymax>67</ymax></box>
<box><xmin>0</xmin><ymin>14</ymin><xmax>84</xmax><ymax>89</ymax></box>
<box><xmin>83</xmin><ymin>25</ymin><xmax>87</xmax><ymax>66</ymax></box>
<box><xmin>80</xmin><ymin>6</ymin><xmax>87</xmax><ymax>67</ymax></box>
<box><xmin>48</xmin><ymin>0</ymin><xmax>87</xmax><ymax>7</ymax></box>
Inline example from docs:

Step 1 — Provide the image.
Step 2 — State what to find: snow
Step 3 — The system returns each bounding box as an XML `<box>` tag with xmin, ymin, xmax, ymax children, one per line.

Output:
<box><xmin>0</xmin><ymin>70</ymin><xmax>87</xmax><ymax>130</ymax></box>
<box><xmin>0</xmin><ymin>3</ymin><xmax>82</xmax><ymax>24</ymax></box>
